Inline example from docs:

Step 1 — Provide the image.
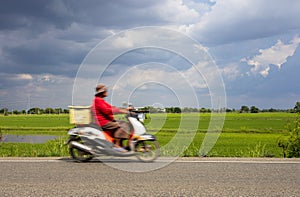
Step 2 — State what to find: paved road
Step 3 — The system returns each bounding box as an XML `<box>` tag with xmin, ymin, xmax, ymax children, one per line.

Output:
<box><xmin>0</xmin><ymin>157</ymin><xmax>299</xmax><ymax>196</ymax></box>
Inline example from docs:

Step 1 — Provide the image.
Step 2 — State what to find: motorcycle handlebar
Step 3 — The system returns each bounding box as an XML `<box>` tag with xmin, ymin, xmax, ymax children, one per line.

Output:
<box><xmin>127</xmin><ymin>110</ymin><xmax>149</xmax><ymax>118</ymax></box>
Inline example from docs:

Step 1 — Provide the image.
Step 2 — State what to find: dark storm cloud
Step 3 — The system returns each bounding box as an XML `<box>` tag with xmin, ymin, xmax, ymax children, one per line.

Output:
<box><xmin>0</xmin><ymin>0</ymin><xmax>85</xmax><ymax>78</ymax></box>
<box><xmin>1</xmin><ymin>0</ymin><xmax>198</xmax><ymax>110</ymax></box>
<box><xmin>1</xmin><ymin>38</ymin><xmax>86</xmax><ymax>76</ymax></box>
<box><xmin>0</xmin><ymin>0</ymin><xmax>167</xmax><ymax>31</ymax></box>
<box><xmin>0</xmin><ymin>73</ymin><xmax>30</xmax><ymax>89</ymax></box>
<box><xmin>65</xmin><ymin>0</ymin><xmax>166</xmax><ymax>27</ymax></box>
<box><xmin>0</xmin><ymin>0</ymin><xmax>188</xmax><ymax>78</ymax></box>
<box><xmin>0</xmin><ymin>0</ymin><xmax>73</xmax><ymax>31</ymax></box>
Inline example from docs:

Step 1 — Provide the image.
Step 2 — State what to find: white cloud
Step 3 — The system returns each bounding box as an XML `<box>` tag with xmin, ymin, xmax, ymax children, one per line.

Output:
<box><xmin>14</xmin><ymin>74</ymin><xmax>33</xmax><ymax>80</ymax></box>
<box><xmin>113</xmin><ymin>65</ymin><xmax>206</xmax><ymax>92</ymax></box>
<box><xmin>242</xmin><ymin>36</ymin><xmax>300</xmax><ymax>77</ymax></box>
<box><xmin>110</xmin><ymin>32</ymin><xmax>135</xmax><ymax>49</ymax></box>
<box><xmin>186</xmin><ymin>0</ymin><xmax>300</xmax><ymax>44</ymax></box>
<box><xmin>221</xmin><ymin>63</ymin><xmax>240</xmax><ymax>80</ymax></box>
<box><xmin>158</xmin><ymin>0</ymin><xmax>200</xmax><ymax>24</ymax></box>
<box><xmin>104</xmin><ymin>63</ymin><xmax>208</xmax><ymax>107</ymax></box>
<box><xmin>38</xmin><ymin>75</ymin><xmax>51</xmax><ymax>82</ymax></box>
<box><xmin>183</xmin><ymin>66</ymin><xmax>207</xmax><ymax>89</ymax></box>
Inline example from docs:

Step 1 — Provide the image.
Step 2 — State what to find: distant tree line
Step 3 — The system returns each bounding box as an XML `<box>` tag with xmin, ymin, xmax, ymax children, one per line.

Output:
<box><xmin>0</xmin><ymin>107</ymin><xmax>69</xmax><ymax>115</ymax></box>
<box><xmin>137</xmin><ymin>102</ymin><xmax>300</xmax><ymax>114</ymax></box>
<box><xmin>237</xmin><ymin>102</ymin><xmax>300</xmax><ymax>113</ymax></box>
<box><xmin>1</xmin><ymin>102</ymin><xmax>300</xmax><ymax>115</ymax></box>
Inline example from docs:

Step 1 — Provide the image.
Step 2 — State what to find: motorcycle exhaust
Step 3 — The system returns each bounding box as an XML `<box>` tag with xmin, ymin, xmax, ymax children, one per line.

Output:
<box><xmin>70</xmin><ymin>141</ymin><xmax>92</xmax><ymax>152</ymax></box>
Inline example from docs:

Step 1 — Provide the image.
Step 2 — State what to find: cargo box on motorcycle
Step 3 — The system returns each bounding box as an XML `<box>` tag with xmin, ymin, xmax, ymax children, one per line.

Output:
<box><xmin>69</xmin><ymin>105</ymin><xmax>92</xmax><ymax>125</ymax></box>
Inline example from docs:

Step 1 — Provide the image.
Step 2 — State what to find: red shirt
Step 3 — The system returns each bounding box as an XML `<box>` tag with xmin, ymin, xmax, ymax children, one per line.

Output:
<box><xmin>92</xmin><ymin>96</ymin><xmax>121</xmax><ymax>126</ymax></box>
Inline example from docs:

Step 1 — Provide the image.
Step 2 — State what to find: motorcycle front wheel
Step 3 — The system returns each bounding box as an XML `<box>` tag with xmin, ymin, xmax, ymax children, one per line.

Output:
<box><xmin>69</xmin><ymin>145</ymin><xmax>94</xmax><ymax>162</ymax></box>
<box><xmin>135</xmin><ymin>140</ymin><xmax>160</xmax><ymax>162</ymax></box>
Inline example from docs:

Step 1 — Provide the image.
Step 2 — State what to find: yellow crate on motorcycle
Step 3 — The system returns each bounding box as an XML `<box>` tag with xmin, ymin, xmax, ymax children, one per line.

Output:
<box><xmin>69</xmin><ymin>105</ymin><xmax>92</xmax><ymax>124</ymax></box>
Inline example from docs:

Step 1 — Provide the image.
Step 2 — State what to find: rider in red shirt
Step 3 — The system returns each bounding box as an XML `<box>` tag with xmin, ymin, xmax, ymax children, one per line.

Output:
<box><xmin>92</xmin><ymin>84</ymin><xmax>129</xmax><ymax>152</ymax></box>
<box><xmin>93</xmin><ymin>96</ymin><xmax>122</xmax><ymax>126</ymax></box>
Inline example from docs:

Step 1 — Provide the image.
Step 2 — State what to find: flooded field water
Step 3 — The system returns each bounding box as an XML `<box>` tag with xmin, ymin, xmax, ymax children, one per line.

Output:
<box><xmin>0</xmin><ymin>135</ymin><xmax>58</xmax><ymax>144</ymax></box>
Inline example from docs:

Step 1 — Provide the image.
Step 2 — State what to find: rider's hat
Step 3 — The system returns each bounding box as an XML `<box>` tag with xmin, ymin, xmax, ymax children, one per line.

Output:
<box><xmin>95</xmin><ymin>84</ymin><xmax>107</xmax><ymax>96</ymax></box>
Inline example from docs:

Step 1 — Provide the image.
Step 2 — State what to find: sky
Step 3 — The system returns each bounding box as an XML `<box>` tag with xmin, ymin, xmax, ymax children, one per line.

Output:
<box><xmin>1</xmin><ymin>0</ymin><xmax>300</xmax><ymax>111</ymax></box>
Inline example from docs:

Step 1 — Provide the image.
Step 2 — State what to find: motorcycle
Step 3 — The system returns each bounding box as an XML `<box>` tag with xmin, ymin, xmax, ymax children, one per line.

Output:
<box><xmin>66</xmin><ymin>111</ymin><xmax>160</xmax><ymax>162</ymax></box>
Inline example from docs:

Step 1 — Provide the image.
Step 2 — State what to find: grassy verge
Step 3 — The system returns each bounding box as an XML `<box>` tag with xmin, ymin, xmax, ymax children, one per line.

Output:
<box><xmin>0</xmin><ymin>137</ymin><xmax>69</xmax><ymax>157</ymax></box>
<box><xmin>0</xmin><ymin>132</ymin><xmax>285</xmax><ymax>157</ymax></box>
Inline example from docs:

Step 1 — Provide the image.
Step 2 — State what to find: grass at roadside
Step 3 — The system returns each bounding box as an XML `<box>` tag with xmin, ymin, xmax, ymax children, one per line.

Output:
<box><xmin>0</xmin><ymin>137</ymin><xmax>69</xmax><ymax>157</ymax></box>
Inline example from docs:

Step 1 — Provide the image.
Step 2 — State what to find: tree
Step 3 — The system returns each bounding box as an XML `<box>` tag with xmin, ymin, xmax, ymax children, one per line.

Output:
<box><xmin>200</xmin><ymin>108</ymin><xmax>211</xmax><ymax>113</ymax></box>
<box><xmin>268</xmin><ymin>108</ymin><xmax>277</xmax><ymax>112</ymax></box>
<box><xmin>165</xmin><ymin>107</ymin><xmax>173</xmax><ymax>113</ymax></box>
<box><xmin>182</xmin><ymin>107</ymin><xmax>199</xmax><ymax>113</ymax></box>
<box><xmin>27</xmin><ymin>108</ymin><xmax>43</xmax><ymax>114</ymax></box>
<box><xmin>45</xmin><ymin>108</ymin><xmax>54</xmax><ymax>114</ymax></box>
<box><xmin>3</xmin><ymin>108</ymin><xmax>8</xmax><ymax>116</ymax></box>
<box><xmin>54</xmin><ymin>108</ymin><xmax>63</xmax><ymax>114</ymax></box>
<box><xmin>173</xmin><ymin>107</ymin><xmax>181</xmax><ymax>113</ymax></box>
<box><xmin>13</xmin><ymin>110</ymin><xmax>20</xmax><ymax>114</ymax></box>
<box><xmin>240</xmin><ymin>105</ymin><xmax>249</xmax><ymax>113</ymax></box>
<box><xmin>165</xmin><ymin>107</ymin><xmax>181</xmax><ymax>113</ymax></box>
<box><xmin>294</xmin><ymin>102</ymin><xmax>300</xmax><ymax>113</ymax></box>
<box><xmin>250</xmin><ymin>106</ymin><xmax>259</xmax><ymax>113</ymax></box>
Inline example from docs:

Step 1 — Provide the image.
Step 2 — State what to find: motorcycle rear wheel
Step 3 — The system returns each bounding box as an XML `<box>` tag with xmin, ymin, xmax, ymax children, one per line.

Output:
<box><xmin>135</xmin><ymin>140</ymin><xmax>160</xmax><ymax>162</ymax></box>
<box><xmin>69</xmin><ymin>145</ymin><xmax>94</xmax><ymax>162</ymax></box>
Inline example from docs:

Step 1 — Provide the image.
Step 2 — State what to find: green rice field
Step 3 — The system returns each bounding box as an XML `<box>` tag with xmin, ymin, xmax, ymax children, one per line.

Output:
<box><xmin>0</xmin><ymin>112</ymin><xmax>297</xmax><ymax>157</ymax></box>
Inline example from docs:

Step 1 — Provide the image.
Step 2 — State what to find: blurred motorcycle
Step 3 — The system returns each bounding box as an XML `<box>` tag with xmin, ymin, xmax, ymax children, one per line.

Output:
<box><xmin>66</xmin><ymin>111</ymin><xmax>160</xmax><ymax>162</ymax></box>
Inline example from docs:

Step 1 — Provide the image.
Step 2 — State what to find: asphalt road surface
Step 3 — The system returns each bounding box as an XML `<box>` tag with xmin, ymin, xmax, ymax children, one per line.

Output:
<box><xmin>0</xmin><ymin>157</ymin><xmax>299</xmax><ymax>196</ymax></box>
